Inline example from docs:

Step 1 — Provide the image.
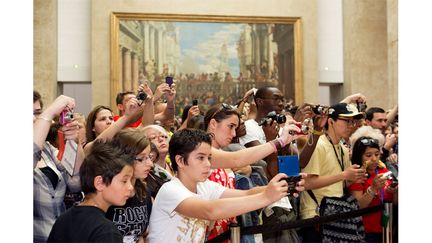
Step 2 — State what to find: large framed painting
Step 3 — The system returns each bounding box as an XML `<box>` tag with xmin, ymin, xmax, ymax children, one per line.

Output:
<box><xmin>110</xmin><ymin>12</ymin><xmax>303</xmax><ymax>111</ymax></box>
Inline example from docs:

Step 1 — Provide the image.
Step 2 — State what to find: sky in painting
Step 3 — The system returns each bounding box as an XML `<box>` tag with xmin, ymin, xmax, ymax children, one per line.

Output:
<box><xmin>174</xmin><ymin>22</ymin><xmax>245</xmax><ymax>77</ymax></box>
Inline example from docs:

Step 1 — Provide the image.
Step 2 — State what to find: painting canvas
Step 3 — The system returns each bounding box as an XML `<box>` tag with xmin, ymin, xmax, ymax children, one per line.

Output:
<box><xmin>110</xmin><ymin>13</ymin><xmax>303</xmax><ymax>111</ymax></box>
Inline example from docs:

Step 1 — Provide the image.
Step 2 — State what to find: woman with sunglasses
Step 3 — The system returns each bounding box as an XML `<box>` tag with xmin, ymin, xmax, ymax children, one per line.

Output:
<box><xmin>348</xmin><ymin>126</ymin><xmax>398</xmax><ymax>243</ymax></box>
<box><xmin>106</xmin><ymin>128</ymin><xmax>154</xmax><ymax>243</ymax></box>
<box><xmin>203</xmin><ymin>104</ymin><xmax>241</xmax><ymax>241</ymax></box>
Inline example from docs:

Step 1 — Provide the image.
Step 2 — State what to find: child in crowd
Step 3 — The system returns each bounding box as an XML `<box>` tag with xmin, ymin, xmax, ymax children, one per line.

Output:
<box><xmin>106</xmin><ymin>128</ymin><xmax>154</xmax><ymax>243</ymax></box>
<box><xmin>47</xmin><ymin>139</ymin><xmax>135</xmax><ymax>243</ymax></box>
<box><xmin>148</xmin><ymin>128</ymin><xmax>305</xmax><ymax>243</ymax></box>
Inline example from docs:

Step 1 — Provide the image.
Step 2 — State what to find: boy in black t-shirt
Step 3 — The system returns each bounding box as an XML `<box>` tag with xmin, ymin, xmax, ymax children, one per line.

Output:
<box><xmin>47</xmin><ymin>139</ymin><xmax>136</xmax><ymax>243</ymax></box>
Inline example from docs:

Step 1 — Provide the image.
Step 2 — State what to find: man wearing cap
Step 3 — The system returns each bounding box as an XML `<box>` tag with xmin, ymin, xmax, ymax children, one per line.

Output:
<box><xmin>299</xmin><ymin>102</ymin><xmax>367</xmax><ymax>242</ymax></box>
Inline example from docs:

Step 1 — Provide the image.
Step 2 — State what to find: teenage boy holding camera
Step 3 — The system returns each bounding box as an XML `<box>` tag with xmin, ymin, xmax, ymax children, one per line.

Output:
<box><xmin>148</xmin><ymin>128</ymin><xmax>306</xmax><ymax>243</ymax></box>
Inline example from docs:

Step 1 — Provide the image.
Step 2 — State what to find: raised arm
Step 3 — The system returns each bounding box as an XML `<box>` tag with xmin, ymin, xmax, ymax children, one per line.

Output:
<box><xmin>33</xmin><ymin>95</ymin><xmax>75</xmax><ymax>150</ymax></box>
<box><xmin>138</xmin><ymin>83</ymin><xmax>155</xmax><ymax>127</ymax></box>
<box><xmin>299</xmin><ymin>113</ymin><xmax>328</xmax><ymax>168</ymax></box>
<box><xmin>339</xmin><ymin>93</ymin><xmax>367</xmax><ymax>105</ymax></box>
<box><xmin>211</xmin><ymin>122</ymin><xmax>303</xmax><ymax>168</ymax></box>
<box><xmin>235</xmin><ymin>88</ymin><xmax>255</xmax><ymax>114</ymax></box>
<box><xmin>386</xmin><ymin>104</ymin><xmax>398</xmax><ymax>127</ymax></box>
<box><xmin>154</xmin><ymin>84</ymin><xmax>176</xmax><ymax>122</ymax></box>
<box><xmin>178</xmin><ymin>105</ymin><xmax>200</xmax><ymax>131</ymax></box>
<box><xmin>84</xmin><ymin>98</ymin><xmax>141</xmax><ymax>155</ymax></box>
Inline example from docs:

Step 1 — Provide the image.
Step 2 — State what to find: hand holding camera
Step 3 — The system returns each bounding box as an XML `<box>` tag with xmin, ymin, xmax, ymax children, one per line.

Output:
<box><xmin>59</xmin><ymin>107</ymin><xmax>74</xmax><ymax>125</ymax></box>
<box><xmin>291</xmin><ymin>118</ymin><xmax>313</xmax><ymax>135</ymax></box>
<box><xmin>281</xmin><ymin>175</ymin><xmax>302</xmax><ymax>194</ymax></box>
<box><xmin>258</xmin><ymin>111</ymin><xmax>286</xmax><ymax>126</ymax></box>
<box><xmin>311</xmin><ymin>104</ymin><xmax>329</xmax><ymax>115</ymax></box>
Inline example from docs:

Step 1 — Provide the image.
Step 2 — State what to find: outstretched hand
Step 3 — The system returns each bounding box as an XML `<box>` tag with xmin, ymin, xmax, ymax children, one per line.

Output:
<box><xmin>279</xmin><ymin>121</ymin><xmax>305</xmax><ymax>145</ymax></box>
<box><xmin>265</xmin><ymin>173</ymin><xmax>289</xmax><ymax>202</ymax></box>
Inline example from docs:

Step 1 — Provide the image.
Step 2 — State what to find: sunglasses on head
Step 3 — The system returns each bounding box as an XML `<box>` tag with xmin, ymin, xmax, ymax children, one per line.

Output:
<box><xmin>210</xmin><ymin>103</ymin><xmax>235</xmax><ymax>120</ymax></box>
<box><xmin>359</xmin><ymin>137</ymin><xmax>379</xmax><ymax>146</ymax></box>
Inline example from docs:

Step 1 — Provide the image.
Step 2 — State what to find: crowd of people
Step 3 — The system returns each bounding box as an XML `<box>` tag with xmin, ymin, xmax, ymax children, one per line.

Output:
<box><xmin>33</xmin><ymin>83</ymin><xmax>399</xmax><ymax>243</ymax></box>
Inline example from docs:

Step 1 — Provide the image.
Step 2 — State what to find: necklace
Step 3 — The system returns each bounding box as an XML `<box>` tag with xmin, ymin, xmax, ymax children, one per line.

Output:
<box><xmin>80</xmin><ymin>199</ymin><xmax>99</xmax><ymax>208</ymax></box>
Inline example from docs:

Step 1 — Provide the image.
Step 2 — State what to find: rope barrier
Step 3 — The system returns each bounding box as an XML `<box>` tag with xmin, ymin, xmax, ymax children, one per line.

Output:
<box><xmin>205</xmin><ymin>205</ymin><xmax>383</xmax><ymax>243</ymax></box>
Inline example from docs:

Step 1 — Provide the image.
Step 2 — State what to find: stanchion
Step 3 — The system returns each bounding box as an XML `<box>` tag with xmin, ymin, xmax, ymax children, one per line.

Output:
<box><xmin>230</xmin><ymin>223</ymin><xmax>240</xmax><ymax>243</ymax></box>
<box><xmin>383</xmin><ymin>202</ymin><xmax>393</xmax><ymax>243</ymax></box>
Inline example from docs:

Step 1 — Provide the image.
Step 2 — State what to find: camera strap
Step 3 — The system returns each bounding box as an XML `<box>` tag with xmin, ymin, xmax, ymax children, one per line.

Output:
<box><xmin>56</xmin><ymin>130</ymin><xmax>65</xmax><ymax>161</ymax></box>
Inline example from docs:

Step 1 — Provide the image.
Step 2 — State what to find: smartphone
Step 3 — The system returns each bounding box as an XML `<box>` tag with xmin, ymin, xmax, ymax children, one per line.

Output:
<box><xmin>165</xmin><ymin>76</ymin><xmax>173</xmax><ymax>87</ymax></box>
<box><xmin>278</xmin><ymin>156</ymin><xmax>301</xmax><ymax>194</ymax></box>
<box><xmin>277</xmin><ymin>155</ymin><xmax>299</xmax><ymax>176</ymax></box>
<box><xmin>192</xmin><ymin>99</ymin><xmax>198</xmax><ymax>106</ymax></box>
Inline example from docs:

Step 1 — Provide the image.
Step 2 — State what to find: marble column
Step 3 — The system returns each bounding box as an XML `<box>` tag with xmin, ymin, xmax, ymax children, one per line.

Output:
<box><xmin>119</xmin><ymin>47</ymin><xmax>123</xmax><ymax>91</ymax></box>
<box><xmin>157</xmin><ymin>29</ymin><xmax>164</xmax><ymax>74</ymax></box>
<box><xmin>132</xmin><ymin>53</ymin><xmax>139</xmax><ymax>91</ymax></box>
<box><xmin>123</xmin><ymin>49</ymin><xmax>132</xmax><ymax>91</ymax></box>
<box><xmin>144</xmin><ymin>24</ymin><xmax>150</xmax><ymax>62</ymax></box>
<box><xmin>149</xmin><ymin>26</ymin><xmax>155</xmax><ymax>61</ymax></box>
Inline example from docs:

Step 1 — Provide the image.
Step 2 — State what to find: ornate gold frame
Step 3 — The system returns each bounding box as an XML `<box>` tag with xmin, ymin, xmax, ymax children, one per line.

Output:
<box><xmin>110</xmin><ymin>12</ymin><xmax>303</xmax><ymax>110</ymax></box>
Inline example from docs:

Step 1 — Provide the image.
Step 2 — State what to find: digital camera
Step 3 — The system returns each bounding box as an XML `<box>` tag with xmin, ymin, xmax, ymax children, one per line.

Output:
<box><xmin>259</xmin><ymin>111</ymin><xmax>286</xmax><ymax>126</ymax></box>
<box><xmin>295</xmin><ymin>123</ymin><xmax>310</xmax><ymax>135</ymax></box>
<box><xmin>136</xmin><ymin>92</ymin><xmax>147</xmax><ymax>102</ymax></box>
<box><xmin>382</xmin><ymin>171</ymin><xmax>393</xmax><ymax>180</ymax></box>
<box><xmin>59</xmin><ymin>109</ymin><xmax>74</xmax><ymax>125</ymax></box>
<box><xmin>311</xmin><ymin>104</ymin><xmax>329</xmax><ymax>115</ymax></box>
<box><xmin>357</xmin><ymin>101</ymin><xmax>367</xmax><ymax>112</ymax></box>
<box><xmin>281</xmin><ymin>175</ymin><xmax>302</xmax><ymax>194</ymax></box>
<box><xmin>290</xmin><ymin>118</ymin><xmax>312</xmax><ymax>135</ymax></box>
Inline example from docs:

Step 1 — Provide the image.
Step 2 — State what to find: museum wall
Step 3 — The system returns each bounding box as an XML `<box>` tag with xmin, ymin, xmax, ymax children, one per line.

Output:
<box><xmin>34</xmin><ymin>0</ymin><xmax>397</xmax><ymax>110</ymax></box>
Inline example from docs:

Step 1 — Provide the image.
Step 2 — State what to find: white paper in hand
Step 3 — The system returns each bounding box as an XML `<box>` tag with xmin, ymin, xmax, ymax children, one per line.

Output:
<box><xmin>61</xmin><ymin>140</ymin><xmax>78</xmax><ymax>176</ymax></box>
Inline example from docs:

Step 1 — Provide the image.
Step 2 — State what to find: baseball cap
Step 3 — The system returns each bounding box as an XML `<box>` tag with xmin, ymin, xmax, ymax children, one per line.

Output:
<box><xmin>328</xmin><ymin>103</ymin><xmax>364</xmax><ymax>119</ymax></box>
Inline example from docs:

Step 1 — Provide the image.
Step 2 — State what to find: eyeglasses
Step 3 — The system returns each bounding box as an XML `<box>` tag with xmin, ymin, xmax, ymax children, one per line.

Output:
<box><xmin>359</xmin><ymin>138</ymin><xmax>379</xmax><ymax>146</ymax></box>
<box><xmin>338</xmin><ymin>118</ymin><xmax>359</xmax><ymax>127</ymax></box>
<box><xmin>148</xmin><ymin>134</ymin><xmax>169</xmax><ymax>141</ymax></box>
<box><xmin>135</xmin><ymin>154</ymin><xmax>155</xmax><ymax>163</ymax></box>
<box><xmin>210</xmin><ymin>103</ymin><xmax>235</xmax><ymax>120</ymax></box>
<box><xmin>261</xmin><ymin>96</ymin><xmax>285</xmax><ymax>103</ymax></box>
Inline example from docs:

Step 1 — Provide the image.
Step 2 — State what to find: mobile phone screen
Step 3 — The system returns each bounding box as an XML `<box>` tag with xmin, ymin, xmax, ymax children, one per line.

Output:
<box><xmin>192</xmin><ymin>99</ymin><xmax>198</xmax><ymax>106</ymax></box>
<box><xmin>277</xmin><ymin>155</ymin><xmax>300</xmax><ymax>176</ymax></box>
<box><xmin>165</xmin><ymin>76</ymin><xmax>173</xmax><ymax>87</ymax></box>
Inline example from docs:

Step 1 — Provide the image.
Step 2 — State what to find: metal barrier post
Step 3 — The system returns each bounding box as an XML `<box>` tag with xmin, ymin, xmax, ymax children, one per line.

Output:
<box><xmin>230</xmin><ymin>223</ymin><xmax>240</xmax><ymax>243</ymax></box>
<box><xmin>383</xmin><ymin>202</ymin><xmax>393</xmax><ymax>243</ymax></box>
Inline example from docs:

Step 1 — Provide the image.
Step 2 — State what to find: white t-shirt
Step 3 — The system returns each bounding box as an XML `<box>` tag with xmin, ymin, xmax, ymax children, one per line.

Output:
<box><xmin>148</xmin><ymin>178</ymin><xmax>227</xmax><ymax>243</ymax></box>
<box><xmin>239</xmin><ymin>119</ymin><xmax>266</xmax><ymax>145</ymax></box>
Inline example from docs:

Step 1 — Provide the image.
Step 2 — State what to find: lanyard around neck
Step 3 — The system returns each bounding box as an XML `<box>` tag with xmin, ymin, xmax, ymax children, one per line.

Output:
<box><xmin>326</xmin><ymin>133</ymin><xmax>344</xmax><ymax>171</ymax></box>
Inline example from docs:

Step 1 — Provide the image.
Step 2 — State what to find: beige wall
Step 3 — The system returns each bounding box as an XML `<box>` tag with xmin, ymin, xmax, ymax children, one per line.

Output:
<box><xmin>34</xmin><ymin>0</ymin><xmax>397</xmax><ymax>110</ymax></box>
<box><xmin>343</xmin><ymin>0</ymin><xmax>398</xmax><ymax>110</ymax></box>
<box><xmin>34</xmin><ymin>0</ymin><xmax>58</xmax><ymax>105</ymax></box>
<box><xmin>91</xmin><ymin>0</ymin><xmax>319</xmax><ymax>108</ymax></box>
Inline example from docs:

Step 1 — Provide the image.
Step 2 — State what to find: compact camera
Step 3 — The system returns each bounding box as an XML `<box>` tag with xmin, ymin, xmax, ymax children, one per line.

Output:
<box><xmin>281</xmin><ymin>175</ymin><xmax>302</xmax><ymax>194</ymax></box>
<box><xmin>136</xmin><ymin>92</ymin><xmax>148</xmax><ymax>102</ymax></box>
<box><xmin>295</xmin><ymin>122</ymin><xmax>310</xmax><ymax>135</ymax></box>
<box><xmin>381</xmin><ymin>171</ymin><xmax>393</xmax><ymax>180</ymax></box>
<box><xmin>59</xmin><ymin>109</ymin><xmax>74</xmax><ymax>125</ymax></box>
<box><xmin>289</xmin><ymin>118</ymin><xmax>312</xmax><ymax>135</ymax></box>
<box><xmin>259</xmin><ymin>111</ymin><xmax>286</xmax><ymax>126</ymax></box>
<box><xmin>311</xmin><ymin>104</ymin><xmax>329</xmax><ymax>115</ymax></box>
<box><xmin>357</xmin><ymin>101</ymin><xmax>367</xmax><ymax>112</ymax></box>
